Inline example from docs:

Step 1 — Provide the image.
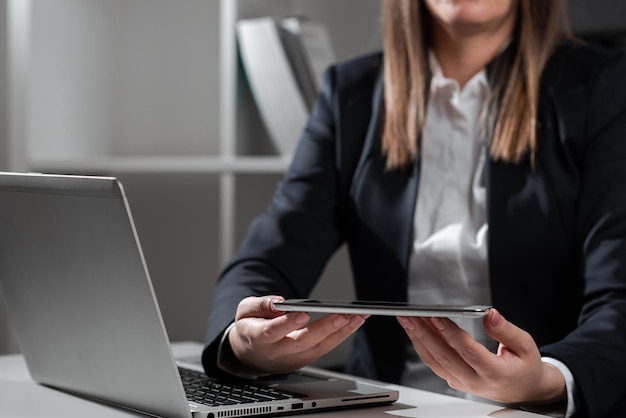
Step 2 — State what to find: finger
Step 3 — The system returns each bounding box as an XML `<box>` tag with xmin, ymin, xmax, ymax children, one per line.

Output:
<box><xmin>398</xmin><ymin>317</ymin><xmax>475</xmax><ymax>378</ymax></box>
<box><xmin>399</xmin><ymin>318</ymin><xmax>455</xmax><ymax>383</ymax></box>
<box><xmin>283</xmin><ymin>314</ymin><xmax>368</xmax><ymax>361</ymax></box>
<box><xmin>236</xmin><ymin>295</ymin><xmax>287</xmax><ymax>320</ymax></box>
<box><xmin>284</xmin><ymin>314</ymin><xmax>366</xmax><ymax>351</ymax></box>
<box><xmin>425</xmin><ymin>316</ymin><xmax>495</xmax><ymax>376</ymax></box>
<box><xmin>248</xmin><ymin>314</ymin><xmax>366</xmax><ymax>370</ymax></box>
<box><xmin>242</xmin><ymin>310</ymin><xmax>311</xmax><ymax>345</ymax></box>
<box><xmin>234</xmin><ymin>296</ymin><xmax>310</xmax><ymax>345</ymax></box>
<box><xmin>241</xmin><ymin>309</ymin><xmax>363</xmax><ymax>348</ymax></box>
<box><xmin>483</xmin><ymin>309</ymin><xmax>533</xmax><ymax>356</ymax></box>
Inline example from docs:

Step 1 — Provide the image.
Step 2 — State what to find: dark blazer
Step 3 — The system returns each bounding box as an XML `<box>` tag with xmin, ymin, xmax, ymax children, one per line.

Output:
<box><xmin>203</xmin><ymin>41</ymin><xmax>626</xmax><ymax>417</ymax></box>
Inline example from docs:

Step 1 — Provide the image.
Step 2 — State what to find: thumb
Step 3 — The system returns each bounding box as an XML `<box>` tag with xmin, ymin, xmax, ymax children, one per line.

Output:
<box><xmin>236</xmin><ymin>295</ymin><xmax>286</xmax><ymax>320</ymax></box>
<box><xmin>484</xmin><ymin>308</ymin><xmax>533</xmax><ymax>355</ymax></box>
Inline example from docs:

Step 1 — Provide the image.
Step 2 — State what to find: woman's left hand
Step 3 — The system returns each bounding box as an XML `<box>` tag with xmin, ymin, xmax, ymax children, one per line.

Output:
<box><xmin>397</xmin><ymin>309</ymin><xmax>566</xmax><ymax>405</ymax></box>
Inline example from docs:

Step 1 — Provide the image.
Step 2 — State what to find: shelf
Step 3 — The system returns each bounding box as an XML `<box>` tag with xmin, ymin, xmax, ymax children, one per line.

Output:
<box><xmin>28</xmin><ymin>155</ymin><xmax>292</xmax><ymax>174</ymax></box>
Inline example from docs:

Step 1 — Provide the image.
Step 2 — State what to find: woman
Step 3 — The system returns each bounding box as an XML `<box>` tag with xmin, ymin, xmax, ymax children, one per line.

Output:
<box><xmin>203</xmin><ymin>0</ymin><xmax>626</xmax><ymax>416</ymax></box>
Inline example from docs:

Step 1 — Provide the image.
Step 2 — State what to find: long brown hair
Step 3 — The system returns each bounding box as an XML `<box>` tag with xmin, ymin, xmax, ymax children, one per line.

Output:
<box><xmin>381</xmin><ymin>0</ymin><xmax>570</xmax><ymax>170</ymax></box>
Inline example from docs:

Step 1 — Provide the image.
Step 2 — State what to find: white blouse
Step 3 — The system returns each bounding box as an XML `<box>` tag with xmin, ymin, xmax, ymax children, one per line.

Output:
<box><xmin>403</xmin><ymin>50</ymin><xmax>495</xmax><ymax>395</ymax></box>
<box><xmin>407</xmin><ymin>51</ymin><xmax>492</xmax><ymax>347</ymax></box>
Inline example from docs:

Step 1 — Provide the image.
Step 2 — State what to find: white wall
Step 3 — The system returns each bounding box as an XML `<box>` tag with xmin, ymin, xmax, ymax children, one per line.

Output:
<box><xmin>28</xmin><ymin>0</ymin><xmax>220</xmax><ymax>160</ymax></box>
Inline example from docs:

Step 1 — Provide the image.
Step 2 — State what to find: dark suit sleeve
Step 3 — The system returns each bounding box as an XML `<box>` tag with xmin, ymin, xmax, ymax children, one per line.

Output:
<box><xmin>540</xmin><ymin>52</ymin><xmax>626</xmax><ymax>417</ymax></box>
<box><xmin>202</xmin><ymin>67</ymin><xmax>345</xmax><ymax>376</ymax></box>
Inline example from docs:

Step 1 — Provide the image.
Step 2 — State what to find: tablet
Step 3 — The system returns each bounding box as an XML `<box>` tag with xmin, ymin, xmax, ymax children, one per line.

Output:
<box><xmin>273</xmin><ymin>299</ymin><xmax>492</xmax><ymax>318</ymax></box>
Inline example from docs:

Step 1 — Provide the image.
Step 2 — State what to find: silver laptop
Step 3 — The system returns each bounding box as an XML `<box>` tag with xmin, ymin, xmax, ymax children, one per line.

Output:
<box><xmin>0</xmin><ymin>172</ymin><xmax>398</xmax><ymax>418</ymax></box>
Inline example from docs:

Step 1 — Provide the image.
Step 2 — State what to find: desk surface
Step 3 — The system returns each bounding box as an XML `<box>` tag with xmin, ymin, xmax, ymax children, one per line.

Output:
<box><xmin>0</xmin><ymin>342</ymin><xmax>547</xmax><ymax>418</ymax></box>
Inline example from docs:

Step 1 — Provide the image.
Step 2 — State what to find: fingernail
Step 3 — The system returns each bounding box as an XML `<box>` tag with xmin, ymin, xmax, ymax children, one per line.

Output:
<box><xmin>431</xmin><ymin>317</ymin><xmax>445</xmax><ymax>330</ymax></box>
<box><xmin>490</xmin><ymin>309</ymin><xmax>501</xmax><ymax>327</ymax></box>
<box><xmin>398</xmin><ymin>317</ymin><xmax>414</xmax><ymax>330</ymax></box>
<box><xmin>349</xmin><ymin>315</ymin><xmax>365</xmax><ymax>328</ymax></box>
<box><xmin>333</xmin><ymin>315</ymin><xmax>349</xmax><ymax>328</ymax></box>
<box><xmin>295</xmin><ymin>312</ymin><xmax>309</xmax><ymax>325</ymax></box>
<box><xmin>271</xmin><ymin>299</ymin><xmax>283</xmax><ymax>311</ymax></box>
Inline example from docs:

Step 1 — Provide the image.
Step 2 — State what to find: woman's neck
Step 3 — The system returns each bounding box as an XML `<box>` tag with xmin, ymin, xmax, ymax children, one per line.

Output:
<box><xmin>430</xmin><ymin>18</ymin><xmax>515</xmax><ymax>88</ymax></box>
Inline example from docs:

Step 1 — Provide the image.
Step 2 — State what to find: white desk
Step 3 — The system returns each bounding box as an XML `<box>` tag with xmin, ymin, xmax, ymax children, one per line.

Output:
<box><xmin>0</xmin><ymin>342</ymin><xmax>547</xmax><ymax>418</ymax></box>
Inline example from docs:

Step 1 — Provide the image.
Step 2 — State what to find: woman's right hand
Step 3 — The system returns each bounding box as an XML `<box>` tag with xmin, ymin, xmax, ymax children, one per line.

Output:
<box><xmin>228</xmin><ymin>295</ymin><xmax>368</xmax><ymax>375</ymax></box>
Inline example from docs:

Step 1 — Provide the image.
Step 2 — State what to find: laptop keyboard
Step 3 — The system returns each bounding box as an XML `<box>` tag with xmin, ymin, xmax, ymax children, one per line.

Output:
<box><xmin>179</xmin><ymin>367</ymin><xmax>305</xmax><ymax>407</ymax></box>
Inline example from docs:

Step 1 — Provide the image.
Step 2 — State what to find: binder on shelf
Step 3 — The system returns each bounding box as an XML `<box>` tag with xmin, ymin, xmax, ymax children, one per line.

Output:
<box><xmin>236</xmin><ymin>16</ymin><xmax>335</xmax><ymax>156</ymax></box>
<box><xmin>279</xmin><ymin>16</ymin><xmax>336</xmax><ymax>103</ymax></box>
